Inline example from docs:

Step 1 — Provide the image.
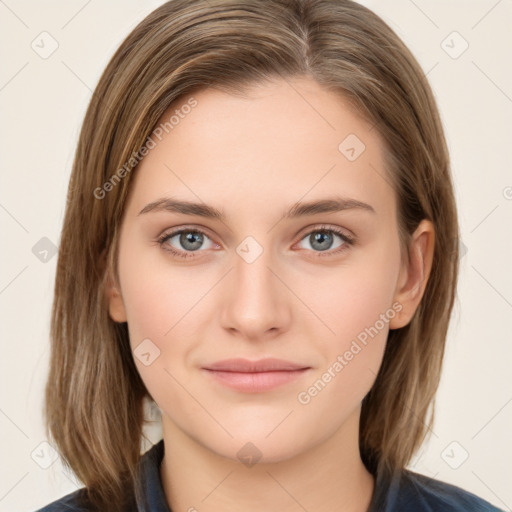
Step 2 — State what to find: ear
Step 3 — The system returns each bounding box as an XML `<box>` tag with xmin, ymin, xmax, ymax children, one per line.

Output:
<box><xmin>389</xmin><ymin>219</ymin><xmax>435</xmax><ymax>330</ymax></box>
<box><xmin>101</xmin><ymin>251</ymin><xmax>127</xmax><ymax>323</ymax></box>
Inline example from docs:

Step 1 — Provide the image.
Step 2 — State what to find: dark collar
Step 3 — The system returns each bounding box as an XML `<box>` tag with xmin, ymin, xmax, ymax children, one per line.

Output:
<box><xmin>132</xmin><ymin>440</ymin><xmax>499</xmax><ymax>512</ymax></box>
<box><xmin>133</xmin><ymin>440</ymin><xmax>171</xmax><ymax>512</ymax></box>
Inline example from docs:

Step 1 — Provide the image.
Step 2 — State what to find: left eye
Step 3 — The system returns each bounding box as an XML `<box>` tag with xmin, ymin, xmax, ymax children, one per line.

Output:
<box><xmin>295</xmin><ymin>228</ymin><xmax>352</xmax><ymax>254</ymax></box>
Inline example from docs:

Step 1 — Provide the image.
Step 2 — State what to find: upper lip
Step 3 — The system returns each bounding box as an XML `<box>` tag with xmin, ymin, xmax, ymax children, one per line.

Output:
<box><xmin>203</xmin><ymin>358</ymin><xmax>310</xmax><ymax>372</ymax></box>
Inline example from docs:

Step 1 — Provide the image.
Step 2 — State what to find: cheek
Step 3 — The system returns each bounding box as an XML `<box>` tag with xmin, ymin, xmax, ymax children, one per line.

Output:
<box><xmin>119</xmin><ymin>242</ymin><xmax>211</xmax><ymax>347</ymax></box>
<box><xmin>118</xmin><ymin>246</ymin><xmax>216</xmax><ymax>397</ymax></box>
<box><xmin>299</xmin><ymin>249</ymin><xmax>400</xmax><ymax>402</ymax></box>
<box><xmin>295</xmin><ymin>284</ymin><xmax>392</xmax><ymax>425</ymax></box>
<box><xmin>310</xmin><ymin>251</ymin><xmax>400</xmax><ymax>350</ymax></box>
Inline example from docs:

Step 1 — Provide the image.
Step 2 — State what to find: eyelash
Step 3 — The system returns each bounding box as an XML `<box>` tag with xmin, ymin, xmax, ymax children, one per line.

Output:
<box><xmin>156</xmin><ymin>224</ymin><xmax>355</xmax><ymax>260</ymax></box>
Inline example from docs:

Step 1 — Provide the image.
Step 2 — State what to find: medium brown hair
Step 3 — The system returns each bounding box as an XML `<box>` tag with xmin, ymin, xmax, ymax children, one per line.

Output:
<box><xmin>44</xmin><ymin>0</ymin><xmax>459</xmax><ymax>508</ymax></box>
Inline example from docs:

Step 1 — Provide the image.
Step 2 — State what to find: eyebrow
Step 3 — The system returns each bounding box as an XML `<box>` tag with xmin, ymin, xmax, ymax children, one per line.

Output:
<box><xmin>138</xmin><ymin>196</ymin><xmax>376</xmax><ymax>220</ymax></box>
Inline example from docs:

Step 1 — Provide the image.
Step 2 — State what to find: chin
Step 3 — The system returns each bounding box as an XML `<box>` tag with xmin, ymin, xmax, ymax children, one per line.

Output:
<box><xmin>199</xmin><ymin>425</ymin><xmax>315</xmax><ymax>467</ymax></box>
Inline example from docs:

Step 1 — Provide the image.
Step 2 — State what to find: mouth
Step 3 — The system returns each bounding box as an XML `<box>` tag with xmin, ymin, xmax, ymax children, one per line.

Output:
<box><xmin>201</xmin><ymin>358</ymin><xmax>311</xmax><ymax>393</ymax></box>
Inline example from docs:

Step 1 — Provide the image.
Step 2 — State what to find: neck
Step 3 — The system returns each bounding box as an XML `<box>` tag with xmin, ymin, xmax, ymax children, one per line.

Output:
<box><xmin>160</xmin><ymin>408</ymin><xmax>375</xmax><ymax>512</ymax></box>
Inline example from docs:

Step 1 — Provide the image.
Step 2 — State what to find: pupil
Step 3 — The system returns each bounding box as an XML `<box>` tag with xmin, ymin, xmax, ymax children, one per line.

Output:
<box><xmin>181</xmin><ymin>232</ymin><xmax>202</xmax><ymax>251</ymax></box>
<box><xmin>312</xmin><ymin>232</ymin><xmax>332</xmax><ymax>251</ymax></box>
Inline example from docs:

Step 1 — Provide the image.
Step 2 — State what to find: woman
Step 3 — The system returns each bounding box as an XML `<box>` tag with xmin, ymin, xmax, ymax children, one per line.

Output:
<box><xmin>37</xmin><ymin>0</ymin><xmax>504</xmax><ymax>510</ymax></box>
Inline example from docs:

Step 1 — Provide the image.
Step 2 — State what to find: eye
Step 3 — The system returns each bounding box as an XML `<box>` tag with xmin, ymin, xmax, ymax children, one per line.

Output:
<box><xmin>157</xmin><ymin>228</ymin><xmax>216</xmax><ymax>259</ymax></box>
<box><xmin>295</xmin><ymin>225</ymin><xmax>354</xmax><ymax>257</ymax></box>
<box><xmin>157</xmin><ymin>224</ymin><xmax>355</xmax><ymax>260</ymax></box>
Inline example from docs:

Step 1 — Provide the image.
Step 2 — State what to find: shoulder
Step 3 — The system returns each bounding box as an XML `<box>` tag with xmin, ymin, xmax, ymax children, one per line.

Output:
<box><xmin>403</xmin><ymin>470</ymin><xmax>504</xmax><ymax>511</ymax></box>
<box><xmin>34</xmin><ymin>440</ymin><xmax>165</xmax><ymax>512</ymax></box>
<box><xmin>34</xmin><ymin>487</ymin><xmax>93</xmax><ymax>511</ymax></box>
<box><xmin>372</xmin><ymin>468</ymin><xmax>505</xmax><ymax>512</ymax></box>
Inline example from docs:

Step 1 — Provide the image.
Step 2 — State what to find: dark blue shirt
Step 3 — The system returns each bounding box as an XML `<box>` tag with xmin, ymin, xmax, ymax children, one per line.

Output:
<box><xmin>35</xmin><ymin>439</ymin><xmax>504</xmax><ymax>511</ymax></box>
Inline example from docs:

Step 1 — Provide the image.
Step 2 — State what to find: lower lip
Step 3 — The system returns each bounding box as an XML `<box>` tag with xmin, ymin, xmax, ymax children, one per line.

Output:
<box><xmin>202</xmin><ymin>369</ymin><xmax>310</xmax><ymax>392</ymax></box>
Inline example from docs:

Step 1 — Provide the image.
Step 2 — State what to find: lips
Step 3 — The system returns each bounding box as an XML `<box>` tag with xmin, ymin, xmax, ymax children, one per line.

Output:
<box><xmin>202</xmin><ymin>357</ymin><xmax>310</xmax><ymax>372</ymax></box>
<box><xmin>201</xmin><ymin>358</ymin><xmax>311</xmax><ymax>393</ymax></box>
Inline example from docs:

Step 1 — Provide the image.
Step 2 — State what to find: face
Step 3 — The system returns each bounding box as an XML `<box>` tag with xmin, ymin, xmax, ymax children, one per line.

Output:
<box><xmin>107</xmin><ymin>77</ymin><xmax>432</xmax><ymax>463</ymax></box>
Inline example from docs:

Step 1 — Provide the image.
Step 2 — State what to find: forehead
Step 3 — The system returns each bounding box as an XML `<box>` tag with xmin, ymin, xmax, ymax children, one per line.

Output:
<box><xmin>125</xmin><ymin>77</ymin><xmax>396</xmax><ymax>222</ymax></box>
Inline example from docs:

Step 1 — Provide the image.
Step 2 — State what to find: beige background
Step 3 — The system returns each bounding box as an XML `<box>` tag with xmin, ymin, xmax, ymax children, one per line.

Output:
<box><xmin>0</xmin><ymin>0</ymin><xmax>511</xmax><ymax>510</ymax></box>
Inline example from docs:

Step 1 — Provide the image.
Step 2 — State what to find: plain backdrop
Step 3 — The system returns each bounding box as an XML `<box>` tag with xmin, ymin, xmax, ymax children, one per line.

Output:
<box><xmin>0</xmin><ymin>0</ymin><xmax>511</xmax><ymax>510</ymax></box>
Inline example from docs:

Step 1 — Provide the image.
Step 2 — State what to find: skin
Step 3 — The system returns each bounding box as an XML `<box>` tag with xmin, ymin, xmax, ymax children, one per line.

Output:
<box><xmin>106</xmin><ymin>76</ymin><xmax>434</xmax><ymax>512</ymax></box>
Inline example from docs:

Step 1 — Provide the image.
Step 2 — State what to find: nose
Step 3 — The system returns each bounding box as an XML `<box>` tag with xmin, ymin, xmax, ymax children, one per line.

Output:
<box><xmin>220</xmin><ymin>243</ymin><xmax>292</xmax><ymax>341</ymax></box>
